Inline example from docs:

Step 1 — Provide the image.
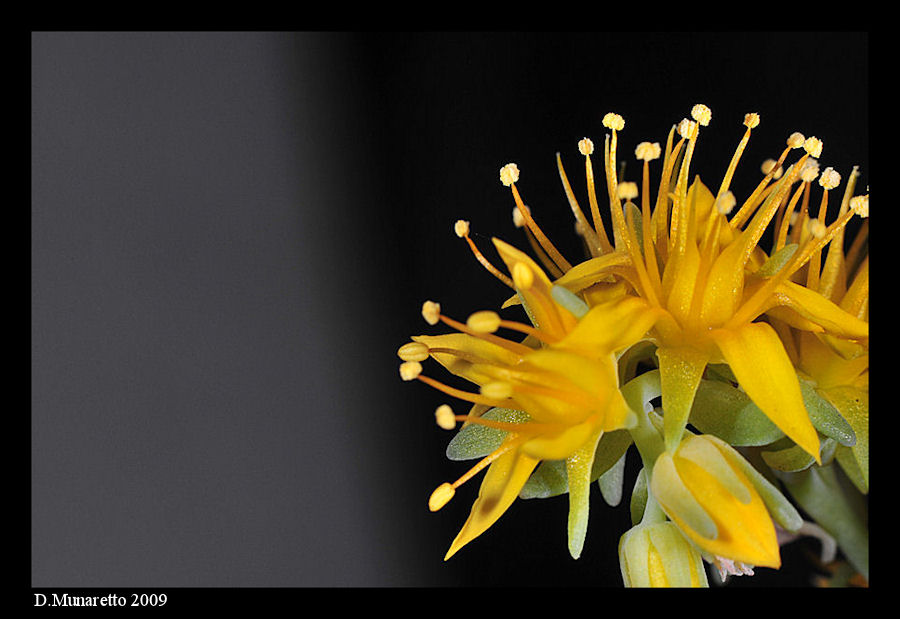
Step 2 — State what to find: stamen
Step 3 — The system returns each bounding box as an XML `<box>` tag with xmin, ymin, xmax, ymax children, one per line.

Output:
<box><xmin>635</xmin><ymin>141</ymin><xmax>661</xmax><ymax>162</ymax></box>
<box><xmin>716</xmin><ymin>191</ymin><xmax>736</xmax><ymax>215</ymax></box>
<box><xmin>819</xmin><ymin>167</ymin><xmax>841</xmax><ymax>191</ymax></box>
<box><xmin>850</xmin><ymin>194</ymin><xmax>869</xmax><ymax>218</ymax></box>
<box><xmin>800</xmin><ymin>158</ymin><xmax>820</xmax><ymax>183</ymax></box>
<box><xmin>503</xmin><ymin>166</ymin><xmax>574</xmax><ymax>273</ymax></box>
<box><xmin>435</xmin><ymin>404</ymin><xmax>456</xmax><ymax>430</ymax></box>
<box><xmin>429</xmin><ymin>482</ymin><xmax>455</xmax><ymax>511</ymax></box>
<box><xmin>397</xmin><ymin>341</ymin><xmax>430</xmax><ymax>362</ymax></box>
<box><xmin>456</xmin><ymin>221</ymin><xmax>515</xmax><ymax>289</ymax></box>
<box><xmin>400</xmin><ymin>361</ymin><xmax>423</xmax><ymax>381</ymax></box>
<box><xmin>416</xmin><ymin>374</ymin><xmax>511</xmax><ymax>407</ymax></box>
<box><xmin>466</xmin><ymin>310</ymin><xmax>502</xmax><ymax>333</ymax></box>
<box><xmin>480</xmin><ymin>381</ymin><xmax>514</xmax><ymax>400</ymax></box>
<box><xmin>602</xmin><ymin>112</ymin><xmax>625</xmax><ymax>131</ymax></box>
<box><xmin>803</xmin><ymin>136</ymin><xmax>823</xmax><ymax>158</ymax></box>
<box><xmin>422</xmin><ymin>300</ymin><xmax>441</xmax><ymax>325</ymax></box>
<box><xmin>691</xmin><ymin>103</ymin><xmax>712</xmax><ymax>127</ymax></box>
<box><xmin>617</xmin><ymin>181</ymin><xmax>639</xmax><ymax>201</ymax></box>
<box><xmin>557</xmin><ymin>151</ymin><xmax>605</xmax><ymax>256</ymax></box>
<box><xmin>761</xmin><ymin>159</ymin><xmax>783</xmax><ymax>180</ymax></box>
<box><xmin>512</xmin><ymin>204</ymin><xmax>529</xmax><ymax>228</ymax></box>
<box><xmin>512</xmin><ymin>261</ymin><xmax>534</xmax><ymax>290</ymax></box>
<box><xmin>744</xmin><ymin>112</ymin><xmax>761</xmax><ymax>129</ymax></box>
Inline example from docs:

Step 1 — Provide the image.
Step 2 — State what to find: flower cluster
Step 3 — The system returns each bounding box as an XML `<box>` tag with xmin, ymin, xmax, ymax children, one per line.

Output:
<box><xmin>397</xmin><ymin>105</ymin><xmax>868</xmax><ymax>586</ymax></box>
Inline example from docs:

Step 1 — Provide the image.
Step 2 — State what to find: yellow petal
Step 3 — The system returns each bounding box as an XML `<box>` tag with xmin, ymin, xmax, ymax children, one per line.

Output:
<box><xmin>557</xmin><ymin>295</ymin><xmax>665</xmax><ymax>357</ymax></box>
<box><xmin>444</xmin><ymin>444</ymin><xmax>540</xmax><ymax>560</ymax></box>
<box><xmin>710</xmin><ymin>322</ymin><xmax>820</xmax><ymax>461</ymax></box>
<box><xmin>772</xmin><ymin>280</ymin><xmax>868</xmax><ymax>340</ymax></box>
<box><xmin>412</xmin><ymin>332</ymin><xmax>522</xmax><ymax>385</ymax></box>
<box><xmin>492</xmin><ymin>238</ymin><xmax>577</xmax><ymax>339</ymax></box>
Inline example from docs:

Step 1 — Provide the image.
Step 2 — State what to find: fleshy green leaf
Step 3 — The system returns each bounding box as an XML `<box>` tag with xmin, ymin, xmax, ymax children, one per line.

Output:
<box><xmin>598</xmin><ymin>453</ymin><xmax>627</xmax><ymax>507</ymax></box>
<box><xmin>688</xmin><ymin>379</ymin><xmax>785</xmax><ymax>446</ymax></box>
<box><xmin>630</xmin><ymin>468</ymin><xmax>649</xmax><ymax>526</ymax></box>
<box><xmin>445</xmin><ymin>408</ymin><xmax>530</xmax><ymax>461</ymax></box>
<box><xmin>762</xmin><ymin>438</ymin><xmax>836</xmax><ymax>473</ymax></box>
<box><xmin>799</xmin><ymin>379</ymin><xmax>856</xmax><ymax>447</ymax></box>
<box><xmin>823</xmin><ymin>385</ymin><xmax>868</xmax><ymax>494</ymax></box>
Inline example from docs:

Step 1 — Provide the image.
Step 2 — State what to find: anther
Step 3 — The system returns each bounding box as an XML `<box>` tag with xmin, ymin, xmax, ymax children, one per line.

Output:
<box><xmin>635</xmin><ymin>141</ymin><xmax>661</xmax><ymax>161</ymax></box>
<box><xmin>480</xmin><ymin>381</ymin><xmax>514</xmax><ymax>400</ymax></box>
<box><xmin>397</xmin><ymin>341</ymin><xmax>430</xmax><ymax>362</ymax></box>
<box><xmin>849</xmin><ymin>195</ymin><xmax>869</xmax><ymax>218</ymax></box>
<box><xmin>677</xmin><ymin>118</ymin><xmax>697</xmax><ymax>140</ymax></box>
<box><xmin>602</xmin><ymin>112</ymin><xmax>625</xmax><ymax>131</ymax></box>
<box><xmin>818</xmin><ymin>167</ymin><xmax>841</xmax><ymax>190</ymax></box>
<box><xmin>422</xmin><ymin>300</ymin><xmax>441</xmax><ymax>325</ymax></box>
<box><xmin>761</xmin><ymin>159</ymin><xmax>783</xmax><ymax>180</ymax></box>
<box><xmin>800</xmin><ymin>158</ymin><xmax>820</xmax><ymax>183</ymax></box>
<box><xmin>787</xmin><ymin>132</ymin><xmax>806</xmax><ymax>149</ymax></box>
<box><xmin>803</xmin><ymin>136</ymin><xmax>823</xmax><ymax>158</ymax></box>
<box><xmin>500</xmin><ymin>163</ymin><xmax>520</xmax><ymax>186</ymax></box>
<box><xmin>744</xmin><ymin>113</ymin><xmax>760</xmax><ymax>129</ymax></box>
<box><xmin>808</xmin><ymin>219</ymin><xmax>827</xmax><ymax>240</ymax></box>
<box><xmin>466</xmin><ymin>310</ymin><xmax>502</xmax><ymax>334</ymax></box>
<box><xmin>454</xmin><ymin>219</ymin><xmax>470</xmax><ymax>238</ymax></box>
<box><xmin>691</xmin><ymin>103</ymin><xmax>712</xmax><ymax>126</ymax></box>
<box><xmin>511</xmin><ymin>261</ymin><xmax>534</xmax><ymax>290</ymax></box>
<box><xmin>434</xmin><ymin>404</ymin><xmax>456</xmax><ymax>430</ymax></box>
<box><xmin>715</xmin><ymin>191</ymin><xmax>737</xmax><ymax>215</ymax></box>
<box><xmin>512</xmin><ymin>204</ymin><xmax>530</xmax><ymax>228</ymax></box>
<box><xmin>429</xmin><ymin>482</ymin><xmax>456</xmax><ymax>512</ymax></box>
<box><xmin>399</xmin><ymin>361</ymin><xmax>423</xmax><ymax>381</ymax></box>
<box><xmin>578</xmin><ymin>138</ymin><xmax>594</xmax><ymax>156</ymax></box>
<box><xmin>617</xmin><ymin>181</ymin><xmax>639</xmax><ymax>201</ymax></box>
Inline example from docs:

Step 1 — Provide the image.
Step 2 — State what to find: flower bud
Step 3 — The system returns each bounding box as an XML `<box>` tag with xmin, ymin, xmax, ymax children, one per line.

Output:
<box><xmin>619</xmin><ymin>521</ymin><xmax>708</xmax><ymax>587</ymax></box>
<box><xmin>650</xmin><ymin>434</ymin><xmax>781</xmax><ymax>568</ymax></box>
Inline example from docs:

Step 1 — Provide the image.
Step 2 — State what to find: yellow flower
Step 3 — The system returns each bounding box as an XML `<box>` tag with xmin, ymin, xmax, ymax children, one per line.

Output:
<box><xmin>500</xmin><ymin>106</ymin><xmax>868</xmax><ymax>460</ymax></box>
<box><xmin>399</xmin><ymin>238</ymin><xmax>663</xmax><ymax>560</ymax></box>
<box><xmin>650</xmin><ymin>434</ymin><xmax>781</xmax><ymax>568</ymax></box>
<box><xmin>619</xmin><ymin>520</ymin><xmax>708</xmax><ymax>587</ymax></box>
<box><xmin>767</xmin><ymin>177</ymin><xmax>869</xmax><ymax>491</ymax></box>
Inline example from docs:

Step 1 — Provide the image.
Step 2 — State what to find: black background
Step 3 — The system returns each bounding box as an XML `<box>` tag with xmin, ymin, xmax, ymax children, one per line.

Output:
<box><xmin>31</xmin><ymin>31</ymin><xmax>868</xmax><ymax>590</ymax></box>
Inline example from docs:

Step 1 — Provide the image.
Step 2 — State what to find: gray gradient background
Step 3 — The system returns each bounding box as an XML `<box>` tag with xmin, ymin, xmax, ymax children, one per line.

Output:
<box><xmin>32</xmin><ymin>31</ymin><xmax>868</xmax><ymax>587</ymax></box>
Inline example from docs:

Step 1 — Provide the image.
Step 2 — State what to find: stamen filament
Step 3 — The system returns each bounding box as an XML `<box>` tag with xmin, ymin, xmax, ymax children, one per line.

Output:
<box><xmin>509</xmin><ymin>183</ymin><xmax>573</xmax><ymax>273</ymax></box>
<box><xmin>557</xmin><ymin>152</ymin><xmax>605</xmax><ymax>256</ymax></box>
<box><xmin>460</xmin><ymin>230</ymin><xmax>515</xmax><ymax>289</ymax></box>
<box><xmin>438</xmin><ymin>314</ymin><xmax>535</xmax><ymax>357</ymax></box>
<box><xmin>416</xmin><ymin>374</ymin><xmax>511</xmax><ymax>407</ymax></box>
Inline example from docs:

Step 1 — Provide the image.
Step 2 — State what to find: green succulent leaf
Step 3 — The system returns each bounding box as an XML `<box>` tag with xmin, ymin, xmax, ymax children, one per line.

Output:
<box><xmin>825</xmin><ymin>385</ymin><xmax>868</xmax><ymax>494</ymax></box>
<box><xmin>761</xmin><ymin>438</ymin><xmax>836</xmax><ymax>473</ymax></box>
<box><xmin>630</xmin><ymin>468</ymin><xmax>649</xmax><ymax>526</ymax></box>
<box><xmin>445</xmin><ymin>408</ymin><xmax>531</xmax><ymax>461</ymax></box>
<box><xmin>799</xmin><ymin>378</ymin><xmax>856</xmax><ymax>447</ymax></box>
<box><xmin>688</xmin><ymin>379</ymin><xmax>785</xmax><ymax>446</ymax></box>
<box><xmin>598</xmin><ymin>453</ymin><xmax>627</xmax><ymax>507</ymax></box>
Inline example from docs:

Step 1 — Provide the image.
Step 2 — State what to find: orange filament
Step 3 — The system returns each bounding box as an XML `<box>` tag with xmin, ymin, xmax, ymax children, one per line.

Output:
<box><xmin>509</xmin><ymin>183</ymin><xmax>573</xmax><ymax>273</ymax></box>
<box><xmin>416</xmin><ymin>374</ymin><xmax>510</xmax><ymax>407</ymax></box>
<box><xmin>461</xmin><ymin>232</ymin><xmax>515</xmax><ymax>289</ymax></box>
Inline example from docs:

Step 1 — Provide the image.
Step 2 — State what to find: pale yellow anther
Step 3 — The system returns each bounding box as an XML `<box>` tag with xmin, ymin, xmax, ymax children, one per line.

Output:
<box><xmin>715</xmin><ymin>191</ymin><xmax>737</xmax><ymax>215</ymax></box>
<box><xmin>743</xmin><ymin>112</ymin><xmax>760</xmax><ymax>129</ymax></box>
<box><xmin>397</xmin><ymin>341</ymin><xmax>430</xmax><ymax>362</ymax></box>
<box><xmin>800</xmin><ymin>158</ymin><xmax>820</xmax><ymax>183</ymax></box>
<box><xmin>500</xmin><ymin>163</ymin><xmax>520</xmax><ymax>187</ymax></box>
<box><xmin>454</xmin><ymin>219</ymin><xmax>470</xmax><ymax>238</ymax></box>
<box><xmin>422</xmin><ymin>300</ymin><xmax>441</xmax><ymax>326</ymax></box>
<box><xmin>849</xmin><ymin>194</ymin><xmax>869</xmax><ymax>218</ymax></box>
<box><xmin>602</xmin><ymin>112</ymin><xmax>625</xmax><ymax>131</ymax></box>
<box><xmin>818</xmin><ymin>167</ymin><xmax>841</xmax><ymax>190</ymax></box>
<box><xmin>808</xmin><ymin>219</ymin><xmax>827</xmax><ymax>240</ymax></box>
<box><xmin>677</xmin><ymin>118</ymin><xmax>697</xmax><ymax>140</ymax></box>
<box><xmin>787</xmin><ymin>132</ymin><xmax>806</xmax><ymax>149</ymax></box>
<box><xmin>761</xmin><ymin>159</ymin><xmax>783</xmax><ymax>179</ymax></box>
<box><xmin>635</xmin><ymin>141</ymin><xmax>661</xmax><ymax>161</ymax></box>
<box><xmin>466</xmin><ymin>310</ymin><xmax>502</xmax><ymax>333</ymax></box>
<box><xmin>511</xmin><ymin>261</ymin><xmax>534</xmax><ymax>290</ymax></box>
<box><xmin>803</xmin><ymin>136</ymin><xmax>823</xmax><ymax>158</ymax></box>
<box><xmin>578</xmin><ymin>137</ymin><xmax>595</xmax><ymax>156</ymax></box>
<box><xmin>512</xmin><ymin>205</ymin><xmax>529</xmax><ymax>228</ymax></box>
<box><xmin>480</xmin><ymin>381</ymin><xmax>514</xmax><ymax>400</ymax></box>
<box><xmin>434</xmin><ymin>404</ymin><xmax>456</xmax><ymax>430</ymax></box>
<box><xmin>691</xmin><ymin>103</ymin><xmax>712</xmax><ymax>126</ymax></box>
<box><xmin>399</xmin><ymin>361</ymin><xmax>423</xmax><ymax>381</ymax></box>
<box><xmin>429</xmin><ymin>482</ymin><xmax>456</xmax><ymax>512</ymax></box>
<box><xmin>617</xmin><ymin>181</ymin><xmax>639</xmax><ymax>201</ymax></box>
